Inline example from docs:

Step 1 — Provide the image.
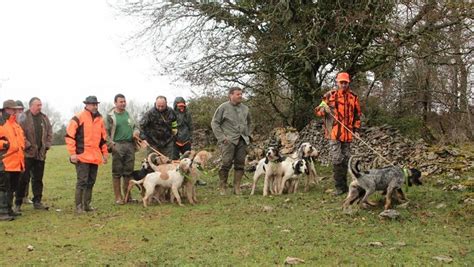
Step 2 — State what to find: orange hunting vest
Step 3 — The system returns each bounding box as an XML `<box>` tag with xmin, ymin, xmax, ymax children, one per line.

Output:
<box><xmin>315</xmin><ymin>89</ymin><xmax>361</xmax><ymax>142</ymax></box>
<box><xmin>65</xmin><ymin>110</ymin><xmax>108</xmax><ymax>165</ymax></box>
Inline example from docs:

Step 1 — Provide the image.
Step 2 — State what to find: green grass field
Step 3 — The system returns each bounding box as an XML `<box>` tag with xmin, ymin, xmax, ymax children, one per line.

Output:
<box><xmin>1</xmin><ymin>145</ymin><xmax>472</xmax><ymax>266</ymax></box>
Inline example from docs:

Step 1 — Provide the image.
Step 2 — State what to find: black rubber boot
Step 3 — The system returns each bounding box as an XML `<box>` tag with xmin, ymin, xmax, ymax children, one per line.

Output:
<box><xmin>75</xmin><ymin>188</ymin><xmax>84</xmax><ymax>214</ymax></box>
<box><xmin>83</xmin><ymin>188</ymin><xmax>95</xmax><ymax>212</ymax></box>
<box><xmin>0</xmin><ymin>191</ymin><xmax>14</xmax><ymax>221</ymax></box>
<box><xmin>333</xmin><ymin>163</ymin><xmax>348</xmax><ymax>195</ymax></box>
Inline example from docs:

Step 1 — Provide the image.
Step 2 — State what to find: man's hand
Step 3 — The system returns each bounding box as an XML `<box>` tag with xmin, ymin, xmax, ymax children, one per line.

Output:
<box><xmin>133</xmin><ymin>131</ymin><xmax>140</xmax><ymax>140</ymax></box>
<box><xmin>103</xmin><ymin>155</ymin><xmax>108</xmax><ymax>164</ymax></box>
<box><xmin>319</xmin><ymin>101</ymin><xmax>331</xmax><ymax>113</ymax></box>
<box><xmin>70</xmin><ymin>154</ymin><xmax>78</xmax><ymax>164</ymax></box>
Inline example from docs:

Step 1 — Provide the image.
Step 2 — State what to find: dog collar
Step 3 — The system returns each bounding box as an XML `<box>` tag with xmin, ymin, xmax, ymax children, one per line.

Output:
<box><xmin>403</xmin><ymin>168</ymin><xmax>410</xmax><ymax>178</ymax></box>
<box><xmin>403</xmin><ymin>168</ymin><xmax>410</xmax><ymax>192</ymax></box>
<box><xmin>179</xmin><ymin>168</ymin><xmax>192</xmax><ymax>181</ymax></box>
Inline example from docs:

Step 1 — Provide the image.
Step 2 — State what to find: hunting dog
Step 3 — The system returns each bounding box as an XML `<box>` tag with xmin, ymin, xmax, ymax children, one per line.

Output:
<box><xmin>150</xmin><ymin>152</ymin><xmax>199</xmax><ymax>205</ymax></box>
<box><xmin>342</xmin><ymin>157</ymin><xmax>422</xmax><ymax>210</ymax></box>
<box><xmin>250</xmin><ymin>147</ymin><xmax>298</xmax><ymax>196</ymax></box>
<box><xmin>250</xmin><ymin>157</ymin><xmax>267</xmax><ymax>195</ymax></box>
<box><xmin>124</xmin><ymin>153</ymin><xmax>173</xmax><ymax>203</ymax></box>
<box><xmin>129</xmin><ymin>157</ymin><xmax>194</xmax><ymax>207</ymax></box>
<box><xmin>124</xmin><ymin>158</ymin><xmax>155</xmax><ymax>201</ymax></box>
<box><xmin>297</xmin><ymin>142</ymin><xmax>320</xmax><ymax>192</ymax></box>
<box><xmin>277</xmin><ymin>158</ymin><xmax>309</xmax><ymax>194</ymax></box>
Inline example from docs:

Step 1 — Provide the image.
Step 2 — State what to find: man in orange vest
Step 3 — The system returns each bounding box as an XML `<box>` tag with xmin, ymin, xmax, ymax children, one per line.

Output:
<box><xmin>0</xmin><ymin>100</ymin><xmax>26</xmax><ymax>221</ymax></box>
<box><xmin>315</xmin><ymin>72</ymin><xmax>362</xmax><ymax>195</ymax></box>
<box><xmin>65</xmin><ymin>96</ymin><xmax>109</xmax><ymax>213</ymax></box>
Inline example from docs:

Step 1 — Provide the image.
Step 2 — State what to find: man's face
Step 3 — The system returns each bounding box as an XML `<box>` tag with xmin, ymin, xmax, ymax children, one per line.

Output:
<box><xmin>30</xmin><ymin>99</ymin><xmax>42</xmax><ymax>115</ymax></box>
<box><xmin>338</xmin><ymin>81</ymin><xmax>349</xmax><ymax>91</ymax></box>
<box><xmin>155</xmin><ymin>98</ymin><xmax>167</xmax><ymax>112</ymax></box>
<box><xmin>15</xmin><ymin>108</ymin><xmax>24</xmax><ymax>115</ymax></box>
<box><xmin>115</xmin><ymin>97</ymin><xmax>126</xmax><ymax>111</ymax></box>
<box><xmin>4</xmin><ymin>108</ymin><xmax>15</xmax><ymax>115</ymax></box>
<box><xmin>85</xmin><ymin>103</ymin><xmax>99</xmax><ymax>114</ymax></box>
<box><xmin>229</xmin><ymin>90</ymin><xmax>243</xmax><ymax>105</ymax></box>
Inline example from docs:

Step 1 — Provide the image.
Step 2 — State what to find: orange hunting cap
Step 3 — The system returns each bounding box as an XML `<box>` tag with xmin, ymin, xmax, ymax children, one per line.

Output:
<box><xmin>336</xmin><ymin>72</ymin><xmax>351</xmax><ymax>83</ymax></box>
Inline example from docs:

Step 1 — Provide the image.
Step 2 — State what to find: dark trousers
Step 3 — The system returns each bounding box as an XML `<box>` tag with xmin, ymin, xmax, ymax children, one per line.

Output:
<box><xmin>173</xmin><ymin>142</ymin><xmax>192</xmax><ymax>160</ymax></box>
<box><xmin>3</xmin><ymin>172</ymin><xmax>20</xmax><ymax>211</ymax></box>
<box><xmin>16</xmin><ymin>158</ymin><xmax>45</xmax><ymax>205</ymax></box>
<box><xmin>219</xmin><ymin>138</ymin><xmax>247</xmax><ymax>172</ymax></box>
<box><xmin>76</xmin><ymin>163</ymin><xmax>98</xmax><ymax>190</ymax></box>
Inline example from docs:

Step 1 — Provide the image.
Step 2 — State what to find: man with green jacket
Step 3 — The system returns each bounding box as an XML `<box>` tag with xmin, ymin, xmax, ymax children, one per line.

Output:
<box><xmin>106</xmin><ymin>94</ymin><xmax>139</xmax><ymax>205</ymax></box>
<box><xmin>211</xmin><ymin>87</ymin><xmax>251</xmax><ymax>195</ymax></box>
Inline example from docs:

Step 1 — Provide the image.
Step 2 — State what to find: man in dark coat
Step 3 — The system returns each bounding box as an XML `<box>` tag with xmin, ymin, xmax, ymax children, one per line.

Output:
<box><xmin>14</xmin><ymin>97</ymin><xmax>52</xmax><ymax>212</ymax></box>
<box><xmin>139</xmin><ymin>96</ymin><xmax>177</xmax><ymax>158</ymax></box>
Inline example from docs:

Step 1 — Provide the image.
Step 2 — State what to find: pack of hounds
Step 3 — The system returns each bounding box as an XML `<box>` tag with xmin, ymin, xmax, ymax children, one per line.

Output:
<box><xmin>126</xmin><ymin>142</ymin><xmax>422</xmax><ymax>211</ymax></box>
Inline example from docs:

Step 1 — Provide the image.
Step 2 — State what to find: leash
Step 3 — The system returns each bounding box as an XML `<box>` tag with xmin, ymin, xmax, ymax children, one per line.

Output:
<box><xmin>136</xmin><ymin>138</ymin><xmax>171</xmax><ymax>162</ymax></box>
<box><xmin>322</xmin><ymin>104</ymin><xmax>414</xmax><ymax>189</ymax></box>
<box><xmin>321</xmin><ymin>104</ymin><xmax>396</xmax><ymax>167</ymax></box>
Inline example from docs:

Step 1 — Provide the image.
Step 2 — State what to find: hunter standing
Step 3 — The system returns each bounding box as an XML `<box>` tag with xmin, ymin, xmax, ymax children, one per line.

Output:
<box><xmin>14</xmin><ymin>97</ymin><xmax>53</xmax><ymax>213</ymax></box>
<box><xmin>139</xmin><ymin>96</ymin><xmax>177</xmax><ymax>159</ymax></box>
<box><xmin>106</xmin><ymin>94</ymin><xmax>140</xmax><ymax>205</ymax></box>
<box><xmin>315</xmin><ymin>72</ymin><xmax>362</xmax><ymax>195</ymax></box>
<box><xmin>65</xmin><ymin>96</ymin><xmax>108</xmax><ymax>213</ymax></box>
<box><xmin>211</xmin><ymin>87</ymin><xmax>252</xmax><ymax>195</ymax></box>
<box><xmin>0</xmin><ymin>100</ymin><xmax>25</xmax><ymax>221</ymax></box>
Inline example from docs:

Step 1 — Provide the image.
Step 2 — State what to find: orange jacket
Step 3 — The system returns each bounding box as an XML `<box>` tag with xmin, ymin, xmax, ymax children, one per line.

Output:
<box><xmin>0</xmin><ymin>114</ymin><xmax>25</xmax><ymax>172</ymax></box>
<box><xmin>65</xmin><ymin>110</ymin><xmax>108</xmax><ymax>165</ymax></box>
<box><xmin>314</xmin><ymin>88</ymin><xmax>361</xmax><ymax>142</ymax></box>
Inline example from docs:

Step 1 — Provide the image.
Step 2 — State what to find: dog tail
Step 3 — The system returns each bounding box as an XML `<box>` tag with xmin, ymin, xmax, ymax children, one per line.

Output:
<box><xmin>348</xmin><ymin>156</ymin><xmax>361</xmax><ymax>179</ymax></box>
<box><xmin>130</xmin><ymin>178</ymin><xmax>145</xmax><ymax>186</ymax></box>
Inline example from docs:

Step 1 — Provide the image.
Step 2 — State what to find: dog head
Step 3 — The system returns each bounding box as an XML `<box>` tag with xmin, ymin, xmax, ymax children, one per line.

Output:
<box><xmin>178</xmin><ymin>158</ymin><xmax>194</xmax><ymax>174</ymax></box>
<box><xmin>264</xmin><ymin>146</ymin><xmax>281</xmax><ymax>163</ymax></box>
<box><xmin>292</xmin><ymin>159</ymin><xmax>309</xmax><ymax>175</ymax></box>
<box><xmin>297</xmin><ymin>142</ymin><xmax>319</xmax><ymax>159</ymax></box>
<box><xmin>407</xmin><ymin>168</ymin><xmax>422</xmax><ymax>186</ymax></box>
<box><xmin>193</xmin><ymin>150</ymin><xmax>212</xmax><ymax>169</ymax></box>
<box><xmin>141</xmin><ymin>158</ymin><xmax>150</xmax><ymax>170</ymax></box>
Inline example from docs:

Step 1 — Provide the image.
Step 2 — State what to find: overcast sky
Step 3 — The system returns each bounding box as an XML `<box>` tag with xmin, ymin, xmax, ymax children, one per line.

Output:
<box><xmin>0</xmin><ymin>0</ymin><xmax>192</xmax><ymax>120</ymax></box>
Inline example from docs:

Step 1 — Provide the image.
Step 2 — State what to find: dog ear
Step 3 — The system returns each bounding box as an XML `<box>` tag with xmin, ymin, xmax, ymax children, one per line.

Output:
<box><xmin>264</xmin><ymin>157</ymin><xmax>269</xmax><ymax>164</ymax></box>
<box><xmin>410</xmin><ymin>168</ymin><xmax>423</xmax><ymax>185</ymax></box>
<box><xmin>297</xmin><ymin>145</ymin><xmax>304</xmax><ymax>159</ymax></box>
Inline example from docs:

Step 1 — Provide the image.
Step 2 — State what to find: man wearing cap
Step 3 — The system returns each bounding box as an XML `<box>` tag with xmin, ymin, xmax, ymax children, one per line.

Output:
<box><xmin>65</xmin><ymin>96</ymin><xmax>108</xmax><ymax>213</ymax></box>
<box><xmin>14</xmin><ymin>97</ymin><xmax>53</xmax><ymax>213</ymax></box>
<box><xmin>315</xmin><ymin>72</ymin><xmax>362</xmax><ymax>195</ymax></box>
<box><xmin>0</xmin><ymin>100</ymin><xmax>26</xmax><ymax>221</ymax></box>
<box><xmin>139</xmin><ymin>96</ymin><xmax>177</xmax><ymax>159</ymax></box>
<box><xmin>106</xmin><ymin>94</ymin><xmax>140</xmax><ymax>205</ymax></box>
<box><xmin>211</xmin><ymin>87</ymin><xmax>252</xmax><ymax>195</ymax></box>
<box><xmin>14</xmin><ymin>100</ymin><xmax>25</xmax><ymax>123</ymax></box>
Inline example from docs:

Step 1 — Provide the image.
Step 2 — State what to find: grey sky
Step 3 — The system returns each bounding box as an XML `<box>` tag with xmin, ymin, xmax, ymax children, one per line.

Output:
<box><xmin>0</xmin><ymin>0</ymin><xmax>193</xmax><ymax>119</ymax></box>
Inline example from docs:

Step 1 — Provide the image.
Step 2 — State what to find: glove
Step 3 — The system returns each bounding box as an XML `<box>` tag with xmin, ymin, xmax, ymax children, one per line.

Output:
<box><xmin>172</xmin><ymin>129</ymin><xmax>178</xmax><ymax>136</ymax></box>
<box><xmin>318</xmin><ymin>101</ymin><xmax>331</xmax><ymax>113</ymax></box>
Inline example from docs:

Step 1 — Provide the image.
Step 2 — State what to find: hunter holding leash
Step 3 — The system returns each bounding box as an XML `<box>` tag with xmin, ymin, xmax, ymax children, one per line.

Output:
<box><xmin>139</xmin><ymin>96</ymin><xmax>178</xmax><ymax>159</ymax></box>
<box><xmin>315</xmin><ymin>72</ymin><xmax>362</xmax><ymax>196</ymax></box>
<box><xmin>106</xmin><ymin>94</ymin><xmax>140</xmax><ymax>205</ymax></box>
